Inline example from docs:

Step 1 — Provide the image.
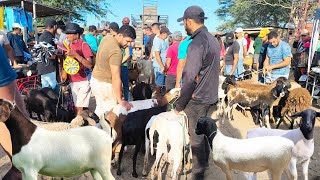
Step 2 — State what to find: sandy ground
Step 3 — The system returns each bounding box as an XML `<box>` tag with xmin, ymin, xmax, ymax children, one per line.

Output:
<box><xmin>1</xmin><ymin>101</ymin><xmax>320</xmax><ymax>180</ymax></box>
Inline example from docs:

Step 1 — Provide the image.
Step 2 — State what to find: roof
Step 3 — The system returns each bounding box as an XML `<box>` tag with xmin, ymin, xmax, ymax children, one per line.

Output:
<box><xmin>0</xmin><ymin>0</ymin><xmax>70</xmax><ymax>17</ymax></box>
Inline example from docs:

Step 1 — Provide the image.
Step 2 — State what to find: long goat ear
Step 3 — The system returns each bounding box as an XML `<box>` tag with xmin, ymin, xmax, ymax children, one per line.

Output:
<box><xmin>0</xmin><ymin>100</ymin><xmax>13</xmax><ymax>122</ymax></box>
<box><xmin>316</xmin><ymin>112</ymin><xmax>320</xmax><ymax>117</ymax></box>
<box><xmin>291</xmin><ymin>112</ymin><xmax>302</xmax><ymax>118</ymax></box>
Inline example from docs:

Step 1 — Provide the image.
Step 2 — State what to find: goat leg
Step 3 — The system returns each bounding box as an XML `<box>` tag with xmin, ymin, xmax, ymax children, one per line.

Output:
<box><xmin>131</xmin><ymin>142</ymin><xmax>141</xmax><ymax>178</ymax></box>
<box><xmin>116</xmin><ymin>143</ymin><xmax>126</xmax><ymax>176</ymax></box>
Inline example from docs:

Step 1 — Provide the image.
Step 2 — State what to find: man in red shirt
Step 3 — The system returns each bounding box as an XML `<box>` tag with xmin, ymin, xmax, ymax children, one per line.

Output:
<box><xmin>165</xmin><ymin>31</ymin><xmax>182</xmax><ymax>91</ymax></box>
<box><xmin>65</xmin><ymin>23</ymin><xmax>93</xmax><ymax>117</ymax></box>
<box><xmin>244</xmin><ymin>32</ymin><xmax>251</xmax><ymax>52</ymax></box>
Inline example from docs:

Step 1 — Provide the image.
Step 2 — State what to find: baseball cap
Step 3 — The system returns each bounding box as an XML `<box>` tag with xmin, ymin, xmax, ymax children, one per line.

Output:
<box><xmin>301</xmin><ymin>29</ymin><xmax>309</xmax><ymax>36</ymax></box>
<box><xmin>122</xmin><ymin>17</ymin><xmax>130</xmax><ymax>25</ymax></box>
<box><xmin>258</xmin><ymin>28</ymin><xmax>270</xmax><ymax>38</ymax></box>
<box><xmin>177</xmin><ymin>6</ymin><xmax>208</xmax><ymax>22</ymax></box>
<box><xmin>172</xmin><ymin>31</ymin><xmax>182</xmax><ymax>41</ymax></box>
<box><xmin>225</xmin><ymin>33</ymin><xmax>235</xmax><ymax>43</ymax></box>
<box><xmin>88</xmin><ymin>25</ymin><xmax>97</xmax><ymax>32</ymax></box>
<box><xmin>235</xmin><ymin>28</ymin><xmax>243</xmax><ymax>33</ymax></box>
<box><xmin>160</xmin><ymin>27</ymin><xmax>172</xmax><ymax>35</ymax></box>
<box><xmin>44</xmin><ymin>18</ymin><xmax>57</xmax><ymax>27</ymax></box>
<box><xmin>109</xmin><ymin>22</ymin><xmax>119</xmax><ymax>33</ymax></box>
<box><xmin>12</xmin><ymin>23</ymin><xmax>22</xmax><ymax>29</ymax></box>
<box><xmin>65</xmin><ymin>23</ymin><xmax>82</xmax><ymax>34</ymax></box>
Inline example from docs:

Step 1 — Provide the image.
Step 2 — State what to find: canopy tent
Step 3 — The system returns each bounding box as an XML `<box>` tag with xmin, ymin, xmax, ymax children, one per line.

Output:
<box><xmin>0</xmin><ymin>0</ymin><xmax>70</xmax><ymax>42</ymax></box>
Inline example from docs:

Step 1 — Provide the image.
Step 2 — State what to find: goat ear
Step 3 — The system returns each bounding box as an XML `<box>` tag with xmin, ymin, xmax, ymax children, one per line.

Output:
<box><xmin>0</xmin><ymin>101</ymin><xmax>12</xmax><ymax>122</ymax></box>
<box><xmin>316</xmin><ymin>112</ymin><xmax>320</xmax><ymax>117</ymax></box>
<box><xmin>291</xmin><ymin>112</ymin><xmax>301</xmax><ymax>118</ymax></box>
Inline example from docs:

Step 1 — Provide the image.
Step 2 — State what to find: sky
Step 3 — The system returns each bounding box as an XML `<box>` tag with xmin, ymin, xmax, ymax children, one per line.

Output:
<box><xmin>84</xmin><ymin>0</ymin><xmax>221</xmax><ymax>35</ymax></box>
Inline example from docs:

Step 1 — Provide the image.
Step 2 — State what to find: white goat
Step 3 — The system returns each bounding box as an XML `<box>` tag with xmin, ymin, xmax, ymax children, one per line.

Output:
<box><xmin>0</xmin><ymin>99</ymin><xmax>114</xmax><ymax>180</ymax></box>
<box><xmin>247</xmin><ymin>109</ymin><xmax>319</xmax><ymax>180</ymax></box>
<box><xmin>143</xmin><ymin>111</ymin><xmax>190</xmax><ymax>179</ymax></box>
<box><xmin>195</xmin><ymin>117</ymin><xmax>294</xmax><ymax>180</ymax></box>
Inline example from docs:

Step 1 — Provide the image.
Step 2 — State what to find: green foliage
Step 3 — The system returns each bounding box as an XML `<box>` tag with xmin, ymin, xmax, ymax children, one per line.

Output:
<box><xmin>37</xmin><ymin>0</ymin><xmax>113</xmax><ymax>22</ymax></box>
<box><xmin>215</xmin><ymin>0</ymin><xmax>291</xmax><ymax>31</ymax></box>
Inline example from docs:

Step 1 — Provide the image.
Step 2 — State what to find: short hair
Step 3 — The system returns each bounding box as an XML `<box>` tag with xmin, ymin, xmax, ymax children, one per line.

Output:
<box><xmin>192</xmin><ymin>18</ymin><xmax>204</xmax><ymax>24</ymax></box>
<box><xmin>268</xmin><ymin>31</ymin><xmax>279</xmax><ymax>40</ymax></box>
<box><xmin>151</xmin><ymin>23</ymin><xmax>160</xmax><ymax>29</ymax></box>
<box><xmin>89</xmin><ymin>25</ymin><xmax>97</xmax><ymax>32</ymax></box>
<box><xmin>118</xmin><ymin>25</ymin><xmax>136</xmax><ymax>39</ymax></box>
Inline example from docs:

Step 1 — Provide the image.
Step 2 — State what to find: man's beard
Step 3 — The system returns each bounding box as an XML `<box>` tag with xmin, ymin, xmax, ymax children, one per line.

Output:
<box><xmin>185</xmin><ymin>25</ymin><xmax>192</xmax><ymax>36</ymax></box>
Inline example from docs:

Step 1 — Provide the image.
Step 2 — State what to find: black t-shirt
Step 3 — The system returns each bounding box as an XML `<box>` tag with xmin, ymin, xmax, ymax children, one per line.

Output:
<box><xmin>37</xmin><ymin>30</ymin><xmax>56</xmax><ymax>75</ymax></box>
<box><xmin>225</xmin><ymin>41</ymin><xmax>240</xmax><ymax>65</ymax></box>
<box><xmin>145</xmin><ymin>34</ymin><xmax>155</xmax><ymax>57</ymax></box>
<box><xmin>259</xmin><ymin>42</ymin><xmax>269</xmax><ymax>69</ymax></box>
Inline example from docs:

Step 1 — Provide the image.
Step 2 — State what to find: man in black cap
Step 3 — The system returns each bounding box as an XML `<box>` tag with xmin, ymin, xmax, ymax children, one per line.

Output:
<box><xmin>223</xmin><ymin>32</ymin><xmax>240</xmax><ymax>76</ymax></box>
<box><xmin>37</xmin><ymin>18</ymin><xmax>59</xmax><ymax>92</ymax></box>
<box><xmin>174</xmin><ymin>5</ymin><xmax>221</xmax><ymax>180</ymax></box>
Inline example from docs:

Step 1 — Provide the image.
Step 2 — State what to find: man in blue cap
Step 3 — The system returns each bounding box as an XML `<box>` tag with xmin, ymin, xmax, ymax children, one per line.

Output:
<box><xmin>174</xmin><ymin>6</ymin><xmax>221</xmax><ymax>180</ymax></box>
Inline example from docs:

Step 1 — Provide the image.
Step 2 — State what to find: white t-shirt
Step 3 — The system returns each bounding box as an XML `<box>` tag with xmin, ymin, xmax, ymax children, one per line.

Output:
<box><xmin>0</xmin><ymin>30</ymin><xmax>9</xmax><ymax>46</ymax></box>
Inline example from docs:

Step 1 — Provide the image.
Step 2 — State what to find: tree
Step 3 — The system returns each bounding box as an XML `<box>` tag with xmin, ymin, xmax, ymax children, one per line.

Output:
<box><xmin>215</xmin><ymin>0</ymin><xmax>291</xmax><ymax>31</ymax></box>
<box><xmin>38</xmin><ymin>0</ymin><xmax>115</xmax><ymax>22</ymax></box>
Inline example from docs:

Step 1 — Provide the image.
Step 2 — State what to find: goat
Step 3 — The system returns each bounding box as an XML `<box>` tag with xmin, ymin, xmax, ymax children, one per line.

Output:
<box><xmin>247</xmin><ymin>109</ymin><xmax>319</xmax><ymax>180</ymax></box>
<box><xmin>195</xmin><ymin>117</ymin><xmax>294</xmax><ymax>180</ymax></box>
<box><xmin>131</xmin><ymin>82</ymin><xmax>152</xmax><ymax>100</ymax></box>
<box><xmin>225</xmin><ymin>77</ymin><xmax>291</xmax><ymax>127</ymax></box>
<box><xmin>276</xmin><ymin>88</ymin><xmax>312</xmax><ymax>129</ymax></box>
<box><xmin>105</xmin><ymin>88</ymin><xmax>180</xmax><ymax>160</ymax></box>
<box><xmin>116</xmin><ymin>105</ymin><xmax>168</xmax><ymax>178</ymax></box>
<box><xmin>0</xmin><ymin>99</ymin><xmax>114</xmax><ymax>180</ymax></box>
<box><xmin>146</xmin><ymin>111</ymin><xmax>190</xmax><ymax>180</ymax></box>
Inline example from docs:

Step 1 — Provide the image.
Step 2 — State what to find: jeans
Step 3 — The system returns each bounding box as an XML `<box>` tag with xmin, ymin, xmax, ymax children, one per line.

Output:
<box><xmin>184</xmin><ymin>100</ymin><xmax>211</xmax><ymax>179</ymax></box>
<box><xmin>121</xmin><ymin>66</ymin><xmax>129</xmax><ymax>101</ymax></box>
<box><xmin>85</xmin><ymin>68</ymin><xmax>92</xmax><ymax>81</ymax></box>
<box><xmin>154</xmin><ymin>67</ymin><xmax>165</xmax><ymax>87</ymax></box>
<box><xmin>236</xmin><ymin>59</ymin><xmax>244</xmax><ymax>78</ymax></box>
<box><xmin>41</xmin><ymin>71</ymin><xmax>58</xmax><ymax>92</ymax></box>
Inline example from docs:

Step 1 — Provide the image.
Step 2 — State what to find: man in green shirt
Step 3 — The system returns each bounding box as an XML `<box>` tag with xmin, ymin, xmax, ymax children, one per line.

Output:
<box><xmin>97</xmin><ymin>29</ymin><xmax>108</xmax><ymax>45</ymax></box>
<box><xmin>253</xmin><ymin>29</ymin><xmax>268</xmax><ymax>71</ymax></box>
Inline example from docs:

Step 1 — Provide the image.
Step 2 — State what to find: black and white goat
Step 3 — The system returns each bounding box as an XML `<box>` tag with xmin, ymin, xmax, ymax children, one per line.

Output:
<box><xmin>247</xmin><ymin>109</ymin><xmax>319</xmax><ymax>180</ymax></box>
<box><xmin>0</xmin><ymin>99</ymin><xmax>114</xmax><ymax>180</ymax></box>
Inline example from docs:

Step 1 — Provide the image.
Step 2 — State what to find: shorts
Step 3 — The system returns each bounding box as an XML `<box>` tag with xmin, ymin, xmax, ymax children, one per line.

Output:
<box><xmin>165</xmin><ymin>74</ymin><xmax>176</xmax><ymax>92</ymax></box>
<box><xmin>154</xmin><ymin>67</ymin><xmax>165</xmax><ymax>87</ymax></box>
<box><xmin>70</xmin><ymin>81</ymin><xmax>91</xmax><ymax>108</ymax></box>
<box><xmin>254</xmin><ymin>54</ymin><xmax>260</xmax><ymax>64</ymax></box>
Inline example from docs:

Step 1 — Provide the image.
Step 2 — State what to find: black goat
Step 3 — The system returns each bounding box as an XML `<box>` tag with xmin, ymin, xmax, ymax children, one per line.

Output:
<box><xmin>132</xmin><ymin>82</ymin><xmax>152</xmax><ymax>100</ymax></box>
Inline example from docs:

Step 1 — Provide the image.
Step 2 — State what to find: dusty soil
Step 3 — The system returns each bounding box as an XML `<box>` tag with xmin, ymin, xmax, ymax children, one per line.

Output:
<box><xmin>1</xmin><ymin>103</ymin><xmax>320</xmax><ymax>180</ymax></box>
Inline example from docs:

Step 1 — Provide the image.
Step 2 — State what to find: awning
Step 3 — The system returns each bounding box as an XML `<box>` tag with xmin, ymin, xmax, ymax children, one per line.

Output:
<box><xmin>0</xmin><ymin>0</ymin><xmax>70</xmax><ymax>17</ymax></box>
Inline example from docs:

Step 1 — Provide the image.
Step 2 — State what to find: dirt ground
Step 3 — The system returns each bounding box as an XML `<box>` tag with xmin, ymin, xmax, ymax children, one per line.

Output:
<box><xmin>1</xmin><ymin>101</ymin><xmax>320</xmax><ymax>180</ymax></box>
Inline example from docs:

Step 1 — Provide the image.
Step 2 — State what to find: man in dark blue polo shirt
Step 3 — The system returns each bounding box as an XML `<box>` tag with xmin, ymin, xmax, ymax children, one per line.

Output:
<box><xmin>174</xmin><ymin>6</ymin><xmax>220</xmax><ymax>180</ymax></box>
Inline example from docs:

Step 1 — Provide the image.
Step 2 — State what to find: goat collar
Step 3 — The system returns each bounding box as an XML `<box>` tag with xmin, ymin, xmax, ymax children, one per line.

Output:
<box><xmin>208</xmin><ymin>130</ymin><xmax>217</xmax><ymax>139</ymax></box>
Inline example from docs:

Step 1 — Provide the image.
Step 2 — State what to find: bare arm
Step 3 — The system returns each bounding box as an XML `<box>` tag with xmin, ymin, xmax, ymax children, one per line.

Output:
<box><xmin>165</xmin><ymin>57</ymin><xmax>172</xmax><ymax>72</ymax></box>
<box><xmin>229</xmin><ymin>53</ymin><xmax>239</xmax><ymax>75</ymax></box>
<box><xmin>269</xmin><ymin>56</ymin><xmax>291</xmax><ymax>69</ymax></box>
<box><xmin>3</xmin><ymin>44</ymin><xmax>18</xmax><ymax>67</ymax></box>
<box><xmin>110</xmin><ymin>64</ymin><xmax>123</xmax><ymax>103</ymax></box>
<box><xmin>175</xmin><ymin>60</ymin><xmax>186</xmax><ymax>88</ymax></box>
<box><xmin>155</xmin><ymin>51</ymin><xmax>165</xmax><ymax>71</ymax></box>
<box><xmin>243</xmin><ymin>45</ymin><xmax>247</xmax><ymax>57</ymax></box>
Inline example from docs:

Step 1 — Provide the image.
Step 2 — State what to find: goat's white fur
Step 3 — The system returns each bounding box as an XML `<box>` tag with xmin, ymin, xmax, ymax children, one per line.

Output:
<box><xmin>247</xmin><ymin>127</ymin><xmax>314</xmax><ymax>180</ymax></box>
<box><xmin>210</xmin><ymin>131</ymin><xmax>294</xmax><ymax>180</ymax></box>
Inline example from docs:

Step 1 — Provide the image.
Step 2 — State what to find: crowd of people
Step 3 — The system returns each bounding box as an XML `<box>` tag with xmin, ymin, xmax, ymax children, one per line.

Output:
<box><xmin>0</xmin><ymin>4</ymin><xmax>314</xmax><ymax>180</ymax></box>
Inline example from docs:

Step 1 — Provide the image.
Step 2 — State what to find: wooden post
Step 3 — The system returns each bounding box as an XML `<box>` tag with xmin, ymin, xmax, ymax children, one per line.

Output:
<box><xmin>33</xmin><ymin>0</ymin><xmax>39</xmax><ymax>43</ymax></box>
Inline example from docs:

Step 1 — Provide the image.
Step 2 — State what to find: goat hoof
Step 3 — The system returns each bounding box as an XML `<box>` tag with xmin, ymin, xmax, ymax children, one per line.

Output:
<box><xmin>117</xmin><ymin>170</ymin><xmax>121</xmax><ymax>176</ymax></box>
<box><xmin>131</xmin><ymin>172</ymin><xmax>138</xmax><ymax>178</ymax></box>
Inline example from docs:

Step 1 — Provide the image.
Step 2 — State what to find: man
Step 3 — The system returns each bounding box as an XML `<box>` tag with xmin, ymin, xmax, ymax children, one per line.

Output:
<box><xmin>84</xmin><ymin>25</ymin><xmax>98</xmax><ymax>54</ymax></box>
<box><xmin>244</xmin><ymin>32</ymin><xmax>251</xmax><ymax>52</ymax></box>
<box><xmin>0</xmin><ymin>44</ymin><xmax>28</xmax><ymax>180</ymax></box>
<box><xmin>153</xmin><ymin>26</ymin><xmax>171</xmax><ymax>95</ymax></box>
<box><xmin>0</xmin><ymin>30</ymin><xmax>19</xmax><ymax>68</ymax></box>
<box><xmin>175</xmin><ymin>35</ymin><xmax>192</xmax><ymax>88</ymax></box>
<box><xmin>109</xmin><ymin>22</ymin><xmax>119</xmax><ymax>36</ymax></box>
<box><xmin>263</xmin><ymin>31</ymin><xmax>292</xmax><ymax>83</ymax></box>
<box><xmin>91</xmin><ymin>25</ymin><xmax>135</xmax><ymax>118</ymax></box>
<box><xmin>122</xmin><ymin>17</ymin><xmax>130</xmax><ymax>25</ymax></box>
<box><xmin>56</xmin><ymin>20</ymin><xmax>66</xmax><ymax>43</ymax></box>
<box><xmin>65</xmin><ymin>23</ymin><xmax>93</xmax><ymax>117</ymax></box>
<box><xmin>223</xmin><ymin>32</ymin><xmax>240</xmax><ymax>76</ymax></box>
<box><xmin>292</xmin><ymin>29</ymin><xmax>311</xmax><ymax>81</ymax></box>
<box><xmin>175</xmin><ymin>6</ymin><xmax>220</xmax><ymax>180</ymax></box>
<box><xmin>145</xmin><ymin>26</ymin><xmax>155</xmax><ymax>59</ymax></box>
<box><xmin>257</xmin><ymin>28</ymin><xmax>270</xmax><ymax>83</ymax></box>
<box><xmin>121</xmin><ymin>18</ymin><xmax>132</xmax><ymax>101</ymax></box>
<box><xmin>253</xmin><ymin>29</ymin><xmax>264</xmax><ymax>71</ymax></box>
<box><xmin>165</xmin><ymin>31</ymin><xmax>182</xmax><ymax>91</ymax></box>
<box><xmin>97</xmin><ymin>29</ymin><xmax>108</xmax><ymax>45</ymax></box>
<box><xmin>235</xmin><ymin>28</ymin><xmax>247</xmax><ymax>78</ymax></box>
<box><xmin>7</xmin><ymin>23</ymin><xmax>29</xmax><ymax>64</ymax></box>
<box><xmin>37</xmin><ymin>18</ymin><xmax>59</xmax><ymax>91</ymax></box>
<box><xmin>143</xmin><ymin>27</ymin><xmax>149</xmax><ymax>46</ymax></box>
